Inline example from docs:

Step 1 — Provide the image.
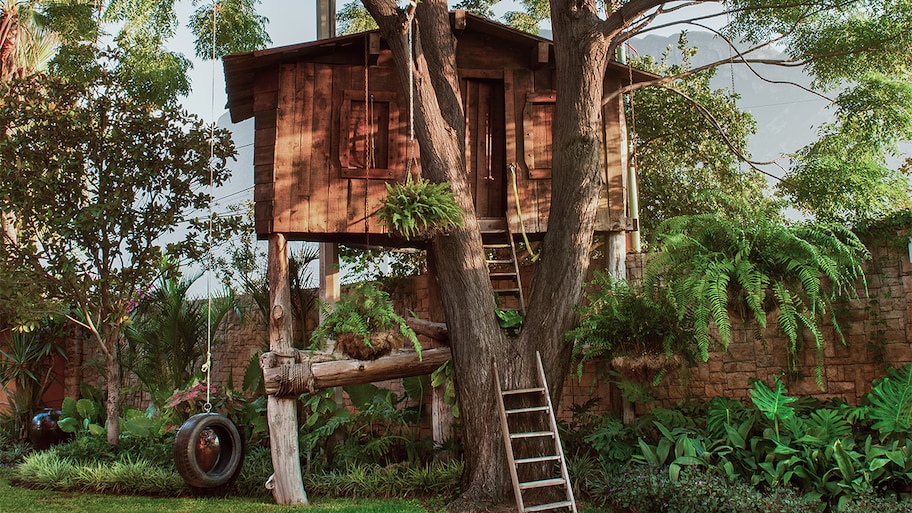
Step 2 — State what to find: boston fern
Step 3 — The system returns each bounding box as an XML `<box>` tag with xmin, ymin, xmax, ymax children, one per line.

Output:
<box><xmin>645</xmin><ymin>211</ymin><xmax>869</xmax><ymax>385</ymax></box>
<box><xmin>311</xmin><ymin>282</ymin><xmax>420</xmax><ymax>359</ymax></box>
<box><xmin>377</xmin><ymin>173</ymin><xmax>464</xmax><ymax>241</ymax></box>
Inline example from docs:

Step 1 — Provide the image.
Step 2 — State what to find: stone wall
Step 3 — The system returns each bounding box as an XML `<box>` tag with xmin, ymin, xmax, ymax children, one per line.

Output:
<box><xmin>57</xmin><ymin>237</ymin><xmax>912</xmax><ymax>424</ymax></box>
<box><xmin>632</xmin><ymin>238</ymin><xmax>912</xmax><ymax>414</ymax></box>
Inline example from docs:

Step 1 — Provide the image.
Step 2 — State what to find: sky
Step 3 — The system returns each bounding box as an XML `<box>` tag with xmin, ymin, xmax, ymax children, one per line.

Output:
<box><xmin>172</xmin><ymin>0</ymin><xmax>319</xmax><ymax>124</ymax></box>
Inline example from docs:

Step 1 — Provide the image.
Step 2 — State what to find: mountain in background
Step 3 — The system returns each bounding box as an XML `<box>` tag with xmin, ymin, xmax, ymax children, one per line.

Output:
<box><xmin>630</xmin><ymin>31</ymin><xmax>834</xmax><ymax>178</ymax></box>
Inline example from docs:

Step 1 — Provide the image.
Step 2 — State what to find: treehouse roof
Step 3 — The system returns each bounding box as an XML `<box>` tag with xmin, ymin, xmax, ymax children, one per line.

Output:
<box><xmin>223</xmin><ymin>11</ymin><xmax>657</xmax><ymax>124</ymax></box>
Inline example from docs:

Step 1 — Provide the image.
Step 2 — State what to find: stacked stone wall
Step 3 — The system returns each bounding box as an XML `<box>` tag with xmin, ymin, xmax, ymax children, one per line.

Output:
<box><xmin>57</xmin><ymin>238</ymin><xmax>912</xmax><ymax>427</ymax></box>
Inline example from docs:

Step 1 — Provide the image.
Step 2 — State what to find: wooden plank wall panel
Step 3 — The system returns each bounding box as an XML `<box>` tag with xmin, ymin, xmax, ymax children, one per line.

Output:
<box><xmin>509</xmin><ymin>69</ymin><xmax>534</xmax><ymax>233</ymax></box>
<box><xmin>503</xmin><ymin>69</ymin><xmax>519</xmax><ymax>231</ymax></box>
<box><xmin>272</xmin><ymin>64</ymin><xmax>298</xmax><ymax>234</ymax></box>
<box><xmin>600</xmin><ymin>78</ymin><xmax>628</xmax><ymax>232</ymax></box>
<box><xmin>523</xmin><ymin>71</ymin><xmax>552</xmax><ymax>234</ymax></box>
<box><xmin>253</xmin><ymin>70</ymin><xmax>279</xmax><ymax>235</ymax></box>
<box><xmin>308</xmin><ymin>64</ymin><xmax>335</xmax><ymax>233</ymax></box>
<box><xmin>295</xmin><ymin>63</ymin><xmax>315</xmax><ymax>208</ymax></box>
<box><xmin>326</xmin><ymin>65</ymin><xmax>350</xmax><ymax>233</ymax></box>
<box><xmin>344</xmin><ymin>65</ymin><xmax>371</xmax><ymax>236</ymax></box>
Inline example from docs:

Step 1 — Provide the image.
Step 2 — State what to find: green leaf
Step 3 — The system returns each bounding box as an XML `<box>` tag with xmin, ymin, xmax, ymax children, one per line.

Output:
<box><xmin>57</xmin><ymin>417</ymin><xmax>79</xmax><ymax>433</ymax></box>
<box><xmin>76</xmin><ymin>398</ymin><xmax>96</xmax><ymax>420</ymax></box>
<box><xmin>123</xmin><ymin>415</ymin><xmax>153</xmax><ymax>437</ymax></box>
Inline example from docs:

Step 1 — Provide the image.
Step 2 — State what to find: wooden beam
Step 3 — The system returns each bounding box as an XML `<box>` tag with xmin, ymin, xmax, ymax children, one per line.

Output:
<box><xmin>406</xmin><ymin>317</ymin><xmax>449</xmax><ymax>342</ymax></box>
<box><xmin>262</xmin><ymin>347</ymin><xmax>452</xmax><ymax>397</ymax></box>
<box><xmin>266</xmin><ymin>234</ymin><xmax>308</xmax><ymax>505</ymax></box>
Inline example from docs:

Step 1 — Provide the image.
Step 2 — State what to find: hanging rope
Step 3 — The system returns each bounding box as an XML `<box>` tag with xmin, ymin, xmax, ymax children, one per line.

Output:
<box><xmin>363</xmin><ymin>40</ymin><xmax>372</xmax><ymax>243</ymax></box>
<box><xmin>404</xmin><ymin>6</ymin><xmax>417</xmax><ymax>181</ymax></box>
<box><xmin>201</xmin><ymin>2</ymin><xmax>220</xmax><ymax>414</ymax></box>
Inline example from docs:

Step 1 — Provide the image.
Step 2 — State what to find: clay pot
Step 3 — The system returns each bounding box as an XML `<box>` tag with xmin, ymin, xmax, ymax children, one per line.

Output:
<box><xmin>29</xmin><ymin>408</ymin><xmax>72</xmax><ymax>450</ymax></box>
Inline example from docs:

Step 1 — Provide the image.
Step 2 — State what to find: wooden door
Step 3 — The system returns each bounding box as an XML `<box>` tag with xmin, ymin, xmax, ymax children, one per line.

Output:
<box><xmin>463</xmin><ymin>79</ymin><xmax>506</xmax><ymax>219</ymax></box>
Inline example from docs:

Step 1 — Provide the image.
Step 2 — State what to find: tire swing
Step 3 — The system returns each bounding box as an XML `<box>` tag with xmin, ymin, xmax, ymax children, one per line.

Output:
<box><xmin>173</xmin><ymin>6</ymin><xmax>244</xmax><ymax>495</ymax></box>
<box><xmin>174</xmin><ymin>411</ymin><xmax>245</xmax><ymax>495</ymax></box>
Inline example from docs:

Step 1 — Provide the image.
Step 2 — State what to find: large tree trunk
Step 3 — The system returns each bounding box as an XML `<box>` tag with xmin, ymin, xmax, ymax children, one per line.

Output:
<box><xmin>361</xmin><ymin>0</ymin><xmax>611</xmax><ymax>509</ymax></box>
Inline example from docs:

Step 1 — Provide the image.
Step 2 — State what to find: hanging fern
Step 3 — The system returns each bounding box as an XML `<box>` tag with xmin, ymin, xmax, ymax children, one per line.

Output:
<box><xmin>376</xmin><ymin>174</ymin><xmax>464</xmax><ymax>241</ymax></box>
<box><xmin>566</xmin><ymin>272</ymin><xmax>699</xmax><ymax>375</ymax></box>
<box><xmin>645</xmin><ymin>210</ymin><xmax>869</xmax><ymax>385</ymax></box>
<box><xmin>311</xmin><ymin>282</ymin><xmax>421</xmax><ymax>360</ymax></box>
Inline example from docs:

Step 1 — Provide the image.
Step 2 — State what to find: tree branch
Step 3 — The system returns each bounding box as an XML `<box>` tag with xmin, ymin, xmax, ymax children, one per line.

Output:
<box><xmin>653</xmin><ymin>84</ymin><xmax>787</xmax><ymax>180</ymax></box>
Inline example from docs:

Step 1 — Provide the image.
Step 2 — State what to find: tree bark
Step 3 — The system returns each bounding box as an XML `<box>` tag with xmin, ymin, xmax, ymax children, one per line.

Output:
<box><xmin>104</xmin><ymin>338</ymin><xmax>120</xmax><ymax>445</ymax></box>
<box><xmin>358</xmin><ymin>0</ymin><xmax>614</xmax><ymax>509</ymax></box>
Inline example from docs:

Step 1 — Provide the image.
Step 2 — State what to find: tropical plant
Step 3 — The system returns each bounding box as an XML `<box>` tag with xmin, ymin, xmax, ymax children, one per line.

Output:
<box><xmin>866</xmin><ymin>364</ymin><xmax>912</xmax><ymax>440</ymax></box>
<box><xmin>376</xmin><ymin>173</ymin><xmax>464</xmax><ymax>241</ymax></box>
<box><xmin>56</xmin><ymin>397</ymin><xmax>105</xmax><ymax>437</ymax></box>
<box><xmin>0</xmin><ymin>320</ymin><xmax>66</xmax><ymax>440</ymax></box>
<box><xmin>645</xmin><ymin>209</ymin><xmax>870</xmax><ymax>384</ymax></box>
<box><xmin>311</xmin><ymin>282</ymin><xmax>420</xmax><ymax>360</ymax></box>
<box><xmin>122</xmin><ymin>267</ymin><xmax>239</xmax><ymax>398</ymax></box>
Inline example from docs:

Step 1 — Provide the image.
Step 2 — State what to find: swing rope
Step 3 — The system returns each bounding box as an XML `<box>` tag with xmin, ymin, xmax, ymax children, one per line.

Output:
<box><xmin>405</xmin><ymin>5</ymin><xmax>417</xmax><ymax>181</ymax></box>
<box><xmin>201</xmin><ymin>2</ymin><xmax>220</xmax><ymax>414</ymax></box>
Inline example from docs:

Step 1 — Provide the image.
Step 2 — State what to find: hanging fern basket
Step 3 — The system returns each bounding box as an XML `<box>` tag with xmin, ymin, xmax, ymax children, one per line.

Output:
<box><xmin>377</xmin><ymin>174</ymin><xmax>464</xmax><ymax>241</ymax></box>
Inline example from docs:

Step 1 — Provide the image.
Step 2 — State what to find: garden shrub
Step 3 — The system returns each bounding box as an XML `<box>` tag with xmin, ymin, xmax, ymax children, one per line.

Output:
<box><xmin>589</xmin><ymin>464</ymin><xmax>823</xmax><ymax>513</ymax></box>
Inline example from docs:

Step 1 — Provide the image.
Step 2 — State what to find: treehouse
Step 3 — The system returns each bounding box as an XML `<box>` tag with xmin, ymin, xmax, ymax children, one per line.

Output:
<box><xmin>223</xmin><ymin>10</ymin><xmax>655</xmax><ymax>247</ymax></box>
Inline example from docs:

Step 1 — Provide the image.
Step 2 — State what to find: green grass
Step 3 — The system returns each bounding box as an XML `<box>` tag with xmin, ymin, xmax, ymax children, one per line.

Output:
<box><xmin>1</xmin><ymin>466</ymin><xmax>610</xmax><ymax>513</ymax></box>
<box><xmin>0</xmin><ymin>468</ymin><xmax>437</xmax><ymax>513</ymax></box>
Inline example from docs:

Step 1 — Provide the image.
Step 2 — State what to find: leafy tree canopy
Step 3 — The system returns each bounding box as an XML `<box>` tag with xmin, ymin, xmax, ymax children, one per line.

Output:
<box><xmin>0</xmin><ymin>47</ymin><xmax>238</xmax><ymax>441</ymax></box>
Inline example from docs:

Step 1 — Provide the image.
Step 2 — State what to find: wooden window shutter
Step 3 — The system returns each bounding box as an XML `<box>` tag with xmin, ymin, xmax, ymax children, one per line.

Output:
<box><xmin>522</xmin><ymin>91</ymin><xmax>555</xmax><ymax>179</ymax></box>
<box><xmin>339</xmin><ymin>90</ymin><xmax>400</xmax><ymax>179</ymax></box>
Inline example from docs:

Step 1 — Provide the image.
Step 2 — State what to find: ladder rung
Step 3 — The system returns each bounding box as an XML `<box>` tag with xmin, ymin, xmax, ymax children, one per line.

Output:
<box><xmin>487</xmin><ymin>259</ymin><xmax>515</xmax><ymax>264</ymax></box>
<box><xmin>516</xmin><ymin>455</ymin><xmax>561</xmax><ymax>465</ymax></box>
<box><xmin>503</xmin><ymin>387</ymin><xmax>545</xmax><ymax>396</ymax></box>
<box><xmin>495</xmin><ymin>288</ymin><xmax>521</xmax><ymax>295</ymax></box>
<box><xmin>506</xmin><ymin>406</ymin><xmax>549</xmax><ymax>414</ymax></box>
<box><xmin>484</xmin><ymin>243</ymin><xmax>511</xmax><ymax>249</ymax></box>
<box><xmin>510</xmin><ymin>430</ymin><xmax>555</xmax><ymax>440</ymax></box>
<box><xmin>519</xmin><ymin>478</ymin><xmax>566</xmax><ymax>490</ymax></box>
<box><xmin>489</xmin><ymin>272</ymin><xmax>518</xmax><ymax>278</ymax></box>
<box><xmin>524</xmin><ymin>500</ymin><xmax>574</xmax><ymax>512</ymax></box>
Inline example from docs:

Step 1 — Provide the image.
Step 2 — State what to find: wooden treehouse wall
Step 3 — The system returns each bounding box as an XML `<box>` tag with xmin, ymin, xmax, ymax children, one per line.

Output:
<box><xmin>250</xmin><ymin>28</ymin><xmax>632</xmax><ymax>243</ymax></box>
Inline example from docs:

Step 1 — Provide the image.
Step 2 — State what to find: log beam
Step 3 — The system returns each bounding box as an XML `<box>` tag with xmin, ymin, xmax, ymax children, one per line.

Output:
<box><xmin>266</xmin><ymin>234</ymin><xmax>308</xmax><ymax>505</ymax></box>
<box><xmin>262</xmin><ymin>347</ymin><xmax>452</xmax><ymax>397</ymax></box>
<box><xmin>406</xmin><ymin>317</ymin><xmax>449</xmax><ymax>342</ymax></box>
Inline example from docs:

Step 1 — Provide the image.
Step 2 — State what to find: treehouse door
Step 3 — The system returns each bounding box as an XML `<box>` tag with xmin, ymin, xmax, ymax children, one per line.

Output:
<box><xmin>463</xmin><ymin>78</ymin><xmax>506</xmax><ymax>219</ymax></box>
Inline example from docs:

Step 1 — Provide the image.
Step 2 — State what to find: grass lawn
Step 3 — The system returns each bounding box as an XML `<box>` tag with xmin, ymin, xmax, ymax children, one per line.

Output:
<box><xmin>0</xmin><ymin>467</ymin><xmax>609</xmax><ymax>513</ymax></box>
<box><xmin>0</xmin><ymin>468</ymin><xmax>440</xmax><ymax>513</ymax></box>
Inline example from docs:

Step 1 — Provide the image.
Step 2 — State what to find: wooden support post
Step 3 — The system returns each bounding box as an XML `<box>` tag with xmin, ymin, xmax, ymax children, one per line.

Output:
<box><xmin>266</xmin><ymin>234</ymin><xmax>308</xmax><ymax>505</ymax></box>
<box><xmin>606</xmin><ymin>231</ymin><xmax>627</xmax><ymax>280</ymax></box>
<box><xmin>319</xmin><ymin>243</ymin><xmax>340</xmax><ymax>309</ymax></box>
<box><xmin>432</xmin><ymin>384</ymin><xmax>454</xmax><ymax>458</ymax></box>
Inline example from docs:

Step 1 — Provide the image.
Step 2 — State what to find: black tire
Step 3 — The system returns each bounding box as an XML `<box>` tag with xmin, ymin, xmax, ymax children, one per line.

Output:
<box><xmin>174</xmin><ymin>413</ymin><xmax>245</xmax><ymax>494</ymax></box>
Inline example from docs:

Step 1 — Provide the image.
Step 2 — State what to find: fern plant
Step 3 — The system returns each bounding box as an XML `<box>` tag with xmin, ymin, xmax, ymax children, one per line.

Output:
<box><xmin>311</xmin><ymin>282</ymin><xmax>420</xmax><ymax>360</ymax></box>
<box><xmin>567</xmin><ymin>272</ymin><xmax>698</xmax><ymax>363</ymax></box>
<box><xmin>646</xmin><ymin>210</ymin><xmax>869</xmax><ymax>385</ymax></box>
<box><xmin>377</xmin><ymin>173</ymin><xmax>464</xmax><ymax>241</ymax></box>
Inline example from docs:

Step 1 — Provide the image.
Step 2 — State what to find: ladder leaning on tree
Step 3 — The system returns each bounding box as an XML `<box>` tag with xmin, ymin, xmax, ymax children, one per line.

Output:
<box><xmin>494</xmin><ymin>352</ymin><xmax>577</xmax><ymax>513</ymax></box>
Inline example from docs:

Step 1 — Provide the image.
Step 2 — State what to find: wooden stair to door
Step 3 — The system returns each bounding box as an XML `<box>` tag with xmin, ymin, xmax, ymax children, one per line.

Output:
<box><xmin>480</xmin><ymin>218</ymin><xmax>525</xmax><ymax>315</ymax></box>
<box><xmin>494</xmin><ymin>352</ymin><xmax>577</xmax><ymax>513</ymax></box>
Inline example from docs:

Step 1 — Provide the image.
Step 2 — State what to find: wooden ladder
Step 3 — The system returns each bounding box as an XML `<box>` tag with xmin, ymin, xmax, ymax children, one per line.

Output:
<box><xmin>494</xmin><ymin>352</ymin><xmax>577</xmax><ymax>513</ymax></box>
<box><xmin>481</xmin><ymin>218</ymin><xmax>526</xmax><ymax>315</ymax></box>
